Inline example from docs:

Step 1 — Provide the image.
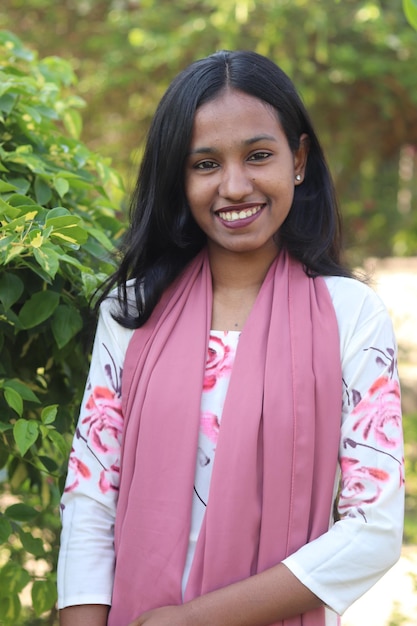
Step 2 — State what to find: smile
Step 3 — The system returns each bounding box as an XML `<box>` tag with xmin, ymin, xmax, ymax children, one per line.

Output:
<box><xmin>216</xmin><ymin>204</ymin><xmax>264</xmax><ymax>223</ymax></box>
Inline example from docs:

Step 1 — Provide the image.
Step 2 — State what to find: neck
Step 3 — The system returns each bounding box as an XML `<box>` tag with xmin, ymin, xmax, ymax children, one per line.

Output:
<box><xmin>207</xmin><ymin>244</ymin><xmax>279</xmax><ymax>292</ymax></box>
<box><xmin>207</xmin><ymin>244</ymin><xmax>279</xmax><ymax>331</ymax></box>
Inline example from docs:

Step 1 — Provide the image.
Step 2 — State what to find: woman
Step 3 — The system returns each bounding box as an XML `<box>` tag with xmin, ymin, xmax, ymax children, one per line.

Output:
<box><xmin>58</xmin><ymin>50</ymin><xmax>404</xmax><ymax>626</ymax></box>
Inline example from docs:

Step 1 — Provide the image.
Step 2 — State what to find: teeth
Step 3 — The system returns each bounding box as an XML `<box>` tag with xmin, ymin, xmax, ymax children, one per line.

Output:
<box><xmin>218</xmin><ymin>205</ymin><xmax>263</xmax><ymax>222</ymax></box>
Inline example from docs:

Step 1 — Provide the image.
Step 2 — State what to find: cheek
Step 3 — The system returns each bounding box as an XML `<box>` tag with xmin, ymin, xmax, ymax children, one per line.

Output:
<box><xmin>184</xmin><ymin>175</ymin><xmax>199</xmax><ymax>204</ymax></box>
<box><xmin>185</xmin><ymin>177</ymin><xmax>212</xmax><ymax>210</ymax></box>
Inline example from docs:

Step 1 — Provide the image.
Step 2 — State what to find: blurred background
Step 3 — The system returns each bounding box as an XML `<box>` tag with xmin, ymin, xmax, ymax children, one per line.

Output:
<box><xmin>0</xmin><ymin>0</ymin><xmax>416</xmax><ymax>624</ymax></box>
<box><xmin>2</xmin><ymin>0</ymin><xmax>417</xmax><ymax>261</ymax></box>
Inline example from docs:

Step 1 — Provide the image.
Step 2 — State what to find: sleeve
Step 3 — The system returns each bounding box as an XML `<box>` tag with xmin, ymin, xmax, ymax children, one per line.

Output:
<box><xmin>57</xmin><ymin>297</ymin><xmax>134</xmax><ymax>609</ymax></box>
<box><xmin>282</xmin><ymin>278</ymin><xmax>405</xmax><ymax>616</ymax></box>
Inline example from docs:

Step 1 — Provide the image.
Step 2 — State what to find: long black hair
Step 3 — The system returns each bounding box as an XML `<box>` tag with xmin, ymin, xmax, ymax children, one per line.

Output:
<box><xmin>99</xmin><ymin>50</ymin><xmax>352</xmax><ymax>328</ymax></box>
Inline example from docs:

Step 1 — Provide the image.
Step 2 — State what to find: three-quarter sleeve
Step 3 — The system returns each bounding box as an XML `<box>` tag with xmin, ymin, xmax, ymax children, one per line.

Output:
<box><xmin>57</xmin><ymin>297</ymin><xmax>134</xmax><ymax>608</ymax></box>
<box><xmin>283</xmin><ymin>276</ymin><xmax>404</xmax><ymax>616</ymax></box>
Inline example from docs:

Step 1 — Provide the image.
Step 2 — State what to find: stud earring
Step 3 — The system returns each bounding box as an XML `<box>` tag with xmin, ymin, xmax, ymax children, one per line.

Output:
<box><xmin>295</xmin><ymin>174</ymin><xmax>302</xmax><ymax>181</ymax></box>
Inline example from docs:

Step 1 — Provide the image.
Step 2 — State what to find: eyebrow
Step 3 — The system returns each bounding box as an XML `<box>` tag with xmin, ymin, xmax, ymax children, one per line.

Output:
<box><xmin>188</xmin><ymin>134</ymin><xmax>278</xmax><ymax>156</ymax></box>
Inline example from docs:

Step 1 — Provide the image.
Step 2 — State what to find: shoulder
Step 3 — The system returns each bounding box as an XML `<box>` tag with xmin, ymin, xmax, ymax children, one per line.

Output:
<box><xmin>323</xmin><ymin>275</ymin><xmax>387</xmax><ymax>325</ymax></box>
<box><xmin>322</xmin><ymin>275</ymin><xmax>396</xmax><ymax>361</ymax></box>
<box><xmin>99</xmin><ymin>278</ymin><xmax>138</xmax><ymax>319</ymax></box>
<box><xmin>96</xmin><ymin>280</ymin><xmax>137</xmax><ymax>356</ymax></box>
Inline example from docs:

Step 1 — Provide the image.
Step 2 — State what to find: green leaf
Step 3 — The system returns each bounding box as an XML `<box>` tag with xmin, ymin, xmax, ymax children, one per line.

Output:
<box><xmin>89</xmin><ymin>227</ymin><xmax>116</xmax><ymax>252</ymax></box>
<box><xmin>0</xmin><ymin>517</ymin><xmax>12</xmax><ymax>543</ymax></box>
<box><xmin>16</xmin><ymin>257</ymin><xmax>52</xmax><ymax>284</ymax></box>
<box><xmin>0</xmin><ymin>92</ymin><xmax>17</xmax><ymax>114</ymax></box>
<box><xmin>45</xmin><ymin>214</ymin><xmax>80</xmax><ymax>228</ymax></box>
<box><xmin>38</xmin><ymin>455</ymin><xmax>59</xmax><ymax>473</ymax></box>
<box><xmin>47</xmin><ymin>428</ymin><xmax>70</xmax><ymax>457</ymax></box>
<box><xmin>32</xmin><ymin>579</ymin><xmax>57</xmax><ymax>617</ymax></box>
<box><xmin>51</xmin><ymin>230</ymin><xmax>87</xmax><ymax>247</ymax></box>
<box><xmin>41</xmin><ymin>404</ymin><xmax>58</xmax><ymax>425</ymax></box>
<box><xmin>13</xmin><ymin>419</ymin><xmax>39</xmax><ymax>455</ymax></box>
<box><xmin>7</xmin><ymin>193</ymin><xmax>36</xmax><ymax>207</ymax></box>
<box><xmin>62</xmin><ymin>108</ymin><xmax>83</xmax><ymax>139</ymax></box>
<box><xmin>53</xmin><ymin>176</ymin><xmax>70</xmax><ymax>198</ymax></box>
<box><xmin>39</xmin><ymin>55</ymin><xmax>77</xmax><ymax>86</ymax></box>
<box><xmin>0</xmin><ymin>561</ymin><xmax>31</xmax><ymax>597</ymax></box>
<box><xmin>0</xmin><ymin>594</ymin><xmax>22</xmax><ymax>620</ymax></box>
<box><xmin>0</xmin><ymin>272</ymin><xmax>24</xmax><ymax>309</ymax></box>
<box><xmin>34</xmin><ymin>176</ymin><xmax>53</xmax><ymax>205</ymax></box>
<box><xmin>4</xmin><ymin>379</ymin><xmax>40</xmax><ymax>403</ymax></box>
<box><xmin>46</xmin><ymin>206</ymin><xmax>70</xmax><ymax>219</ymax></box>
<box><xmin>33</xmin><ymin>245</ymin><xmax>60</xmax><ymax>279</ymax></box>
<box><xmin>0</xmin><ymin>199</ymin><xmax>20</xmax><ymax>218</ymax></box>
<box><xmin>52</xmin><ymin>304</ymin><xmax>83</xmax><ymax>348</ymax></box>
<box><xmin>4</xmin><ymin>244</ymin><xmax>25</xmax><ymax>264</ymax></box>
<box><xmin>18</xmin><ymin>529</ymin><xmax>45</xmax><ymax>557</ymax></box>
<box><xmin>47</xmin><ymin>214</ymin><xmax>88</xmax><ymax>246</ymax></box>
<box><xmin>18</xmin><ymin>289</ymin><xmax>60</xmax><ymax>329</ymax></box>
<box><xmin>20</xmin><ymin>103</ymin><xmax>43</xmax><ymax>124</ymax></box>
<box><xmin>4</xmin><ymin>386</ymin><xmax>23</xmax><ymax>416</ymax></box>
<box><xmin>9</xmin><ymin>461</ymin><xmax>28</xmax><ymax>490</ymax></box>
<box><xmin>0</xmin><ymin>180</ymin><xmax>18</xmax><ymax>193</ymax></box>
<box><xmin>7</xmin><ymin>177</ymin><xmax>31</xmax><ymax>195</ymax></box>
<box><xmin>403</xmin><ymin>0</ymin><xmax>417</xmax><ymax>30</ymax></box>
<box><xmin>0</xmin><ymin>30</ymin><xmax>33</xmax><ymax>61</ymax></box>
<box><xmin>5</xmin><ymin>503</ymin><xmax>38</xmax><ymax>522</ymax></box>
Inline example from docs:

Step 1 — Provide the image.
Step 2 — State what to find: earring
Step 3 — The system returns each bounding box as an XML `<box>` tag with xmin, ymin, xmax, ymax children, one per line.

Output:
<box><xmin>295</xmin><ymin>174</ymin><xmax>302</xmax><ymax>181</ymax></box>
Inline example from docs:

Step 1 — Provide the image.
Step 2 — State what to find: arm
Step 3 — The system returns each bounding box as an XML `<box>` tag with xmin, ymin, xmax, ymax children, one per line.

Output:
<box><xmin>57</xmin><ymin>297</ymin><xmax>134</xmax><ymax>612</ymax></box>
<box><xmin>283</xmin><ymin>278</ymin><xmax>404</xmax><ymax>613</ymax></box>
<box><xmin>60</xmin><ymin>604</ymin><xmax>109</xmax><ymax>626</ymax></box>
<box><xmin>131</xmin><ymin>563</ymin><xmax>321</xmax><ymax>626</ymax></box>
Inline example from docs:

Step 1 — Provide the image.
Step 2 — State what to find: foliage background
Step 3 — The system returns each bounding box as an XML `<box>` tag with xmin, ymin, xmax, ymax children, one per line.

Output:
<box><xmin>0</xmin><ymin>1</ymin><xmax>416</xmax><ymax>624</ymax></box>
<box><xmin>1</xmin><ymin>0</ymin><xmax>417</xmax><ymax>263</ymax></box>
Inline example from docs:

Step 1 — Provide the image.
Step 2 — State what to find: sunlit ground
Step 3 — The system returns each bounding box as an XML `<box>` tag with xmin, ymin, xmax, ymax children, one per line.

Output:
<box><xmin>343</xmin><ymin>546</ymin><xmax>417</xmax><ymax>625</ymax></box>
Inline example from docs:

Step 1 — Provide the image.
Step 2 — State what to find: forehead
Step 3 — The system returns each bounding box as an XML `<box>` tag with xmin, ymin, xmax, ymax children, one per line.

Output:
<box><xmin>190</xmin><ymin>89</ymin><xmax>283</xmax><ymax>144</ymax></box>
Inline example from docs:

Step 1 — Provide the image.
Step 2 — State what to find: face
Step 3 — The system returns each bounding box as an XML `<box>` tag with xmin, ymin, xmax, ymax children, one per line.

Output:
<box><xmin>184</xmin><ymin>89</ymin><xmax>308</xmax><ymax>261</ymax></box>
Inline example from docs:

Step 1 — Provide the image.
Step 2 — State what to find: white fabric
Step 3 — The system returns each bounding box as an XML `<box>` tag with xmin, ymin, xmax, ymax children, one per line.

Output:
<box><xmin>57</xmin><ymin>276</ymin><xmax>404</xmax><ymax>624</ymax></box>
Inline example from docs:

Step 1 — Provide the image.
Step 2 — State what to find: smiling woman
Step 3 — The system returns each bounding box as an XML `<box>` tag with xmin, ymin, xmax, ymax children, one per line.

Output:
<box><xmin>57</xmin><ymin>50</ymin><xmax>404</xmax><ymax>626</ymax></box>
<box><xmin>184</xmin><ymin>89</ymin><xmax>307</xmax><ymax>266</ymax></box>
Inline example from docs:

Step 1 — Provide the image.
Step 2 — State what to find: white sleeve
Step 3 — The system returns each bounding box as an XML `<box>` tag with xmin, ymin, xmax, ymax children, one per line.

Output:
<box><xmin>283</xmin><ymin>277</ymin><xmax>404</xmax><ymax>616</ymax></box>
<box><xmin>57</xmin><ymin>297</ymin><xmax>134</xmax><ymax>608</ymax></box>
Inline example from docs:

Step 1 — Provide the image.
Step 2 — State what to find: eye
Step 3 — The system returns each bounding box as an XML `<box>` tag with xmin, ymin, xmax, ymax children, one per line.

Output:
<box><xmin>248</xmin><ymin>151</ymin><xmax>272</xmax><ymax>162</ymax></box>
<box><xmin>194</xmin><ymin>160</ymin><xmax>219</xmax><ymax>170</ymax></box>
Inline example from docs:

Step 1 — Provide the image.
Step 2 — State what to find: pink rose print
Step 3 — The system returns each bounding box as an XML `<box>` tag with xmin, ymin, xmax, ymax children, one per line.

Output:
<box><xmin>200</xmin><ymin>411</ymin><xmax>220</xmax><ymax>445</ymax></box>
<box><xmin>99</xmin><ymin>464</ymin><xmax>120</xmax><ymax>493</ymax></box>
<box><xmin>64</xmin><ymin>449</ymin><xmax>92</xmax><ymax>492</ymax></box>
<box><xmin>204</xmin><ymin>335</ymin><xmax>233</xmax><ymax>391</ymax></box>
<box><xmin>82</xmin><ymin>386</ymin><xmax>124</xmax><ymax>454</ymax></box>
<box><xmin>352</xmin><ymin>376</ymin><xmax>401</xmax><ymax>449</ymax></box>
<box><xmin>339</xmin><ymin>456</ymin><xmax>389</xmax><ymax>517</ymax></box>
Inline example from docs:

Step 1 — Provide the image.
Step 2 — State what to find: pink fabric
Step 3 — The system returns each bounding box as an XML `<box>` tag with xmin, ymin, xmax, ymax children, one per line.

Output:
<box><xmin>108</xmin><ymin>249</ymin><xmax>342</xmax><ymax>626</ymax></box>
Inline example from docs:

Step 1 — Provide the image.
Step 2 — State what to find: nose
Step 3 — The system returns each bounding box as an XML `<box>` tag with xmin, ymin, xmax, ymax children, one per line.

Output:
<box><xmin>218</xmin><ymin>163</ymin><xmax>254</xmax><ymax>201</ymax></box>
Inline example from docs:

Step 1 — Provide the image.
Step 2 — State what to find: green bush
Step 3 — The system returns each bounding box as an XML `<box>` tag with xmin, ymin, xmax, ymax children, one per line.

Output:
<box><xmin>0</xmin><ymin>31</ymin><xmax>124</xmax><ymax>624</ymax></box>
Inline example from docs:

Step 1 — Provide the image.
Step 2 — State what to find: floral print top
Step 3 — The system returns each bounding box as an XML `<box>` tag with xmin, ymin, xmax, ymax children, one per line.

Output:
<box><xmin>57</xmin><ymin>276</ymin><xmax>404</xmax><ymax>625</ymax></box>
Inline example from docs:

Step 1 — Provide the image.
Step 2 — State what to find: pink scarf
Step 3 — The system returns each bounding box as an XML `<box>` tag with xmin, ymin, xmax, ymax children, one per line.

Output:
<box><xmin>108</xmin><ymin>249</ymin><xmax>342</xmax><ymax>626</ymax></box>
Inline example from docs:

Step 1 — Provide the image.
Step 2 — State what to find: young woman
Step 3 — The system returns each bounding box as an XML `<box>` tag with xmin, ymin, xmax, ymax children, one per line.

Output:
<box><xmin>58</xmin><ymin>50</ymin><xmax>404</xmax><ymax>626</ymax></box>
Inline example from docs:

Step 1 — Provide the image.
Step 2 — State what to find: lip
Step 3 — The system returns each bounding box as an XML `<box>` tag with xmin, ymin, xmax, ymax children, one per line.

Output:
<box><xmin>214</xmin><ymin>203</ymin><xmax>266</xmax><ymax>229</ymax></box>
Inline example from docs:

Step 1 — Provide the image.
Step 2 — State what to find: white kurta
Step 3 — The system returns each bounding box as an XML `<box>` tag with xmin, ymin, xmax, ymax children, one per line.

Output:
<box><xmin>57</xmin><ymin>275</ymin><xmax>404</xmax><ymax>625</ymax></box>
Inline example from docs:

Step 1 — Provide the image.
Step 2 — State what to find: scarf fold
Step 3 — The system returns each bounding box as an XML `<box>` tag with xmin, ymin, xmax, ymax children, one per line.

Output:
<box><xmin>108</xmin><ymin>249</ymin><xmax>342</xmax><ymax>626</ymax></box>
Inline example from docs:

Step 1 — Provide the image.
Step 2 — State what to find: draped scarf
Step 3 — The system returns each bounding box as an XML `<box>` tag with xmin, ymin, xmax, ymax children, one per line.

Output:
<box><xmin>108</xmin><ymin>249</ymin><xmax>342</xmax><ymax>626</ymax></box>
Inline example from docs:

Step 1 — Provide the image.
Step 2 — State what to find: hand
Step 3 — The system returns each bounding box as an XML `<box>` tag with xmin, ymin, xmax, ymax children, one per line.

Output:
<box><xmin>128</xmin><ymin>605</ymin><xmax>191</xmax><ymax>626</ymax></box>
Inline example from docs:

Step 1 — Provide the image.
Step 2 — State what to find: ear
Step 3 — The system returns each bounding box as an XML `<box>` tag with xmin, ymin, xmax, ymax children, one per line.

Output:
<box><xmin>294</xmin><ymin>133</ymin><xmax>309</xmax><ymax>185</ymax></box>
